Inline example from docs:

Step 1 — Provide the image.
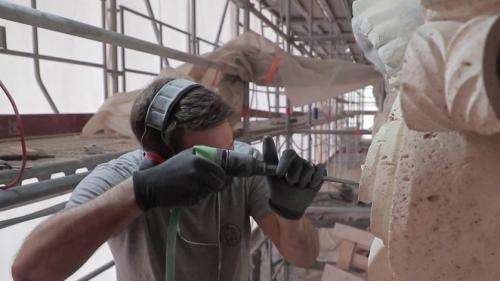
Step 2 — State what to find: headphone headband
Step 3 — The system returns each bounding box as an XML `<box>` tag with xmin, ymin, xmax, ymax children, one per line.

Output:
<box><xmin>144</xmin><ymin>79</ymin><xmax>202</xmax><ymax>143</ymax></box>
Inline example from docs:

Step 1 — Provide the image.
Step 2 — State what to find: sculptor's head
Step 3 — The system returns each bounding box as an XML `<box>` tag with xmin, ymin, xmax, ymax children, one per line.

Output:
<box><xmin>130</xmin><ymin>77</ymin><xmax>234</xmax><ymax>158</ymax></box>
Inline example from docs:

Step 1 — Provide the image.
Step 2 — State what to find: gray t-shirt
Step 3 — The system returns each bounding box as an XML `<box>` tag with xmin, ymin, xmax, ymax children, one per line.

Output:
<box><xmin>66</xmin><ymin>141</ymin><xmax>272</xmax><ymax>281</ymax></box>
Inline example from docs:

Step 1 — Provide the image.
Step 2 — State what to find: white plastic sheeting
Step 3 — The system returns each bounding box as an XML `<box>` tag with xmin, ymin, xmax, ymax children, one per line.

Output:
<box><xmin>83</xmin><ymin>31</ymin><xmax>383</xmax><ymax>138</ymax></box>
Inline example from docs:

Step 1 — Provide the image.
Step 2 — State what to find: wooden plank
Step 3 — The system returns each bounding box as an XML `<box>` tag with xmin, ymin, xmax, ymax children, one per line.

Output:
<box><xmin>0</xmin><ymin>134</ymin><xmax>137</xmax><ymax>184</ymax></box>
<box><xmin>321</xmin><ymin>264</ymin><xmax>364</xmax><ymax>281</ymax></box>
<box><xmin>334</xmin><ymin>223</ymin><xmax>374</xmax><ymax>250</ymax></box>
<box><xmin>0</xmin><ymin>114</ymin><xmax>92</xmax><ymax>139</ymax></box>
<box><xmin>319</xmin><ymin>228</ymin><xmax>341</xmax><ymax>251</ymax></box>
<box><xmin>337</xmin><ymin>240</ymin><xmax>355</xmax><ymax>270</ymax></box>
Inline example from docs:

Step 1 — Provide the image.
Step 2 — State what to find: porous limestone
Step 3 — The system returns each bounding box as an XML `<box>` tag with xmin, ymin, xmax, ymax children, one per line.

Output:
<box><xmin>354</xmin><ymin>1</ymin><xmax>500</xmax><ymax>280</ymax></box>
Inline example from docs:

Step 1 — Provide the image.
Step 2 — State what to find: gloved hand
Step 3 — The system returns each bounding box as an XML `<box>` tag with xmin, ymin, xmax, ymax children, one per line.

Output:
<box><xmin>133</xmin><ymin>148</ymin><xmax>226</xmax><ymax>210</ymax></box>
<box><xmin>263</xmin><ymin>136</ymin><xmax>326</xmax><ymax>220</ymax></box>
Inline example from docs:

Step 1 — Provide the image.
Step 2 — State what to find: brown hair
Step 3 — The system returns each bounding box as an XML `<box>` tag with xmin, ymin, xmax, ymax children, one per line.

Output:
<box><xmin>130</xmin><ymin>77</ymin><xmax>233</xmax><ymax>157</ymax></box>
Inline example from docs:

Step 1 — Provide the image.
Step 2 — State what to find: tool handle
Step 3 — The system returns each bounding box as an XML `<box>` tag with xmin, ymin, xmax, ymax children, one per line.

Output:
<box><xmin>193</xmin><ymin>145</ymin><xmax>218</xmax><ymax>162</ymax></box>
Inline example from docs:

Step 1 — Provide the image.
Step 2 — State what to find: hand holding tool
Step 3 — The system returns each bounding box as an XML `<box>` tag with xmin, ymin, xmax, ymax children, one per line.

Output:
<box><xmin>132</xmin><ymin>148</ymin><xmax>226</xmax><ymax>210</ymax></box>
<box><xmin>262</xmin><ymin>136</ymin><xmax>326</xmax><ymax>220</ymax></box>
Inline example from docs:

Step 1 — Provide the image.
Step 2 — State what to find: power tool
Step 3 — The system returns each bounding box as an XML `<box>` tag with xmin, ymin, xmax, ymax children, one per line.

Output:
<box><xmin>193</xmin><ymin>145</ymin><xmax>359</xmax><ymax>186</ymax></box>
<box><xmin>193</xmin><ymin>145</ymin><xmax>277</xmax><ymax>177</ymax></box>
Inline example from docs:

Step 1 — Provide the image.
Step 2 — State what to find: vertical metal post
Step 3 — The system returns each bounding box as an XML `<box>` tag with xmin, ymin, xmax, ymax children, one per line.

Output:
<box><xmin>101</xmin><ymin>0</ymin><xmax>109</xmax><ymax>100</ymax></box>
<box><xmin>159</xmin><ymin>23</ymin><xmax>163</xmax><ymax>71</ymax></box>
<box><xmin>187</xmin><ymin>0</ymin><xmax>197</xmax><ymax>55</ymax></box>
<box><xmin>258</xmin><ymin>1</ymin><xmax>265</xmax><ymax>36</ymax></box>
<box><xmin>229</xmin><ymin>1</ymin><xmax>239</xmax><ymax>38</ymax></box>
<box><xmin>119</xmin><ymin>5</ymin><xmax>126</xmax><ymax>92</ymax></box>
<box><xmin>334</xmin><ymin>100</ymin><xmax>338</xmax><ymax>173</ymax></box>
<box><xmin>0</xmin><ymin>25</ymin><xmax>6</xmax><ymax>49</ymax></box>
<box><xmin>242</xmin><ymin>1</ymin><xmax>250</xmax><ymax>137</ymax></box>
<box><xmin>319</xmin><ymin>102</ymin><xmax>323</xmax><ymax>163</ymax></box>
<box><xmin>274</xmin><ymin>3</ymin><xmax>282</xmax><ymax>150</ymax></box>
<box><xmin>284</xmin><ymin>0</ymin><xmax>292</xmax><ymax>150</ymax></box>
<box><xmin>300</xmin><ymin>107</ymin><xmax>304</xmax><ymax>158</ymax></box>
<box><xmin>329</xmin><ymin>22</ymin><xmax>334</xmax><ymax>59</ymax></box>
<box><xmin>109</xmin><ymin>0</ymin><xmax>119</xmax><ymax>94</ymax></box>
<box><xmin>346</xmin><ymin>93</ymin><xmax>350</xmax><ymax>169</ymax></box>
<box><xmin>361</xmin><ymin>89</ymin><xmax>365</xmax><ymax>129</ymax></box>
<box><xmin>327</xmin><ymin>98</ymin><xmax>332</xmax><ymax>169</ymax></box>
<box><xmin>243</xmin><ymin>3</ymin><xmax>249</xmax><ymax>41</ymax></box>
<box><xmin>308</xmin><ymin>0</ymin><xmax>314</xmax><ymax>57</ymax></box>
<box><xmin>274</xmin><ymin>87</ymin><xmax>281</xmax><ymax>150</ymax></box>
<box><xmin>356</xmin><ymin>91</ymin><xmax>360</xmax><ymax>163</ymax></box>
<box><xmin>214</xmin><ymin>0</ymin><xmax>230</xmax><ymax>50</ymax></box>
<box><xmin>144</xmin><ymin>0</ymin><xmax>169</xmax><ymax>67</ymax></box>
<box><xmin>31</xmin><ymin>0</ymin><xmax>59</xmax><ymax>113</ymax></box>
<box><xmin>307</xmin><ymin>103</ymin><xmax>312</xmax><ymax>161</ymax></box>
<box><xmin>307</xmin><ymin>0</ymin><xmax>314</xmax><ymax>161</ymax></box>
<box><xmin>284</xmin><ymin>1</ymin><xmax>292</xmax><ymax>274</ymax></box>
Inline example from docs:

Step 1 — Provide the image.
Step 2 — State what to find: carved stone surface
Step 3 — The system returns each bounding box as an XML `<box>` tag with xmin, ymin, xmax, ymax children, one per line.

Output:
<box><xmin>421</xmin><ymin>0</ymin><xmax>500</xmax><ymax>21</ymax></box>
<box><xmin>352</xmin><ymin>0</ymin><xmax>424</xmax><ymax>75</ymax></box>
<box><xmin>370</xmin><ymin>120</ymin><xmax>405</xmax><ymax>244</ymax></box>
<box><xmin>400</xmin><ymin>21</ymin><xmax>461</xmax><ymax>132</ymax></box>
<box><xmin>359</xmin><ymin>95</ymin><xmax>405</xmax><ymax>244</ymax></box>
<box><xmin>354</xmin><ymin>1</ymin><xmax>500</xmax><ymax>281</ymax></box>
<box><xmin>401</xmin><ymin>15</ymin><xmax>500</xmax><ymax>134</ymax></box>
<box><xmin>368</xmin><ymin>238</ymin><xmax>394</xmax><ymax>281</ymax></box>
<box><xmin>445</xmin><ymin>15</ymin><xmax>500</xmax><ymax>135</ymax></box>
<box><xmin>388</xmin><ymin>131</ymin><xmax>500</xmax><ymax>281</ymax></box>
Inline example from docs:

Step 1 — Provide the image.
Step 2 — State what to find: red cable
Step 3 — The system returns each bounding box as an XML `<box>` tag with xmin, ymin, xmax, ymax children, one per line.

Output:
<box><xmin>0</xmin><ymin>80</ymin><xmax>27</xmax><ymax>189</ymax></box>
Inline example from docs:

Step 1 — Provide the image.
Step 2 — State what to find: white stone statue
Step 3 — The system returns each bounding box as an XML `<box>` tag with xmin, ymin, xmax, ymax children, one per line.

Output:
<box><xmin>353</xmin><ymin>1</ymin><xmax>500</xmax><ymax>280</ymax></box>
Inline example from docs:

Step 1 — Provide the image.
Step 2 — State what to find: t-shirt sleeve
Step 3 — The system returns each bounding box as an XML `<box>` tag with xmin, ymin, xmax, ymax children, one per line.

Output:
<box><xmin>65</xmin><ymin>149</ymin><xmax>144</xmax><ymax>209</ymax></box>
<box><xmin>247</xmin><ymin>175</ymin><xmax>273</xmax><ymax>221</ymax></box>
<box><xmin>233</xmin><ymin>141</ymin><xmax>273</xmax><ymax>221</ymax></box>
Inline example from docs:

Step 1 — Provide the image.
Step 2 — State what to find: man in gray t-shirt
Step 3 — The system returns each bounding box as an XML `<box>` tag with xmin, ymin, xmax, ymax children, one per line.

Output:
<box><xmin>12</xmin><ymin>78</ymin><xmax>324</xmax><ymax>281</ymax></box>
<box><xmin>65</xmin><ymin>142</ymin><xmax>272</xmax><ymax>281</ymax></box>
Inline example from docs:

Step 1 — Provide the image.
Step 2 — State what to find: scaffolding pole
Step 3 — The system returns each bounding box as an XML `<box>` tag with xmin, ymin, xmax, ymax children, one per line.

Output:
<box><xmin>242</xmin><ymin>1</ymin><xmax>250</xmax><ymax>136</ymax></box>
<box><xmin>107</xmin><ymin>0</ymin><xmax>119</xmax><ymax>94</ymax></box>
<box><xmin>143</xmin><ymin>0</ymin><xmax>169</xmax><ymax>67</ymax></box>
<box><xmin>0</xmin><ymin>1</ymin><xmax>235</xmax><ymax>73</ymax></box>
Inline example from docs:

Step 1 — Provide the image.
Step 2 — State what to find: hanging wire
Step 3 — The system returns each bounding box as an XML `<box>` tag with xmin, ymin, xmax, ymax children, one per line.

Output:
<box><xmin>0</xmin><ymin>80</ymin><xmax>27</xmax><ymax>189</ymax></box>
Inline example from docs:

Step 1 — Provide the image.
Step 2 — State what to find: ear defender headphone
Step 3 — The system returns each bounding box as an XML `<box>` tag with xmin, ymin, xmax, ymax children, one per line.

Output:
<box><xmin>141</xmin><ymin>78</ymin><xmax>223</xmax><ymax>281</ymax></box>
<box><xmin>141</xmin><ymin>78</ymin><xmax>202</xmax><ymax>150</ymax></box>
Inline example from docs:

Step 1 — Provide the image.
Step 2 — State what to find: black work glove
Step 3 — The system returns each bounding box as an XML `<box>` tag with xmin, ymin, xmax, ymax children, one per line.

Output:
<box><xmin>263</xmin><ymin>136</ymin><xmax>326</xmax><ymax>220</ymax></box>
<box><xmin>133</xmin><ymin>148</ymin><xmax>226</xmax><ymax>211</ymax></box>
